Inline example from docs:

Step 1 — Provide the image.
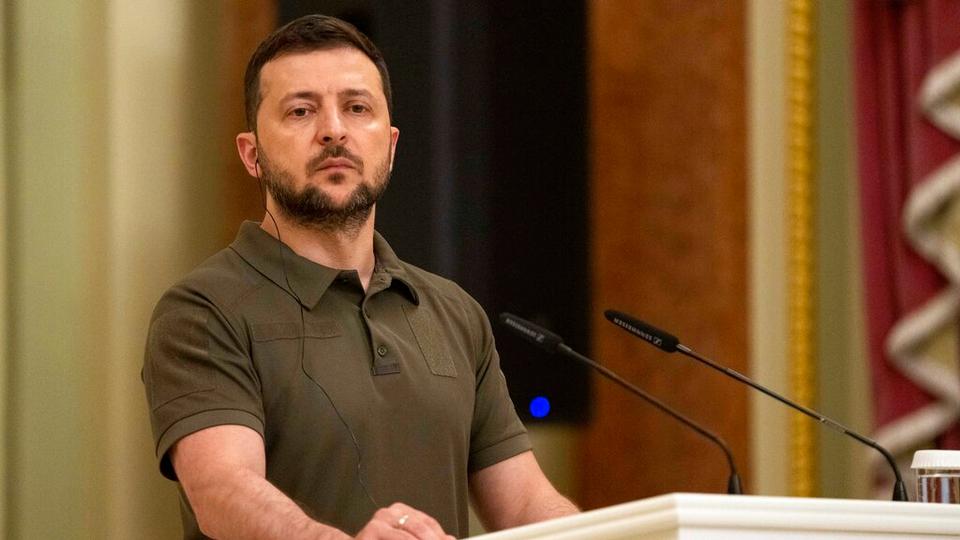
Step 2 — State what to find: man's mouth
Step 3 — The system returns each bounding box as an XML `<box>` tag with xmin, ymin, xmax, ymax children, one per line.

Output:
<box><xmin>317</xmin><ymin>157</ymin><xmax>357</xmax><ymax>171</ymax></box>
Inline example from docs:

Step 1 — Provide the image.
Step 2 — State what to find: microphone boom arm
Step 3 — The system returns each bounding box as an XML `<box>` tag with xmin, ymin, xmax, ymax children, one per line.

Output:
<box><xmin>677</xmin><ymin>344</ymin><xmax>908</xmax><ymax>501</ymax></box>
<box><xmin>498</xmin><ymin>312</ymin><xmax>744</xmax><ymax>495</ymax></box>
<box><xmin>558</xmin><ymin>344</ymin><xmax>743</xmax><ymax>495</ymax></box>
<box><xmin>604</xmin><ymin>309</ymin><xmax>908</xmax><ymax>502</ymax></box>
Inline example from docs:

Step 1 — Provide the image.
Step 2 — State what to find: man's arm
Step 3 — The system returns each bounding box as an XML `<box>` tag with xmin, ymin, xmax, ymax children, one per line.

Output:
<box><xmin>172</xmin><ymin>425</ymin><xmax>451</xmax><ymax>540</ymax></box>
<box><xmin>172</xmin><ymin>424</ymin><xmax>347</xmax><ymax>539</ymax></box>
<box><xmin>468</xmin><ymin>450</ymin><xmax>578</xmax><ymax>531</ymax></box>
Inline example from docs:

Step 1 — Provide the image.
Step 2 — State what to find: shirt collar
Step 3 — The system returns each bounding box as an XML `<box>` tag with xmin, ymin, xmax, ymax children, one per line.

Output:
<box><xmin>372</xmin><ymin>230</ymin><xmax>420</xmax><ymax>305</ymax></box>
<box><xmin>229</xmin><ymin>221</ymin><xmax>420</xmax><ymax>309</ymax></box>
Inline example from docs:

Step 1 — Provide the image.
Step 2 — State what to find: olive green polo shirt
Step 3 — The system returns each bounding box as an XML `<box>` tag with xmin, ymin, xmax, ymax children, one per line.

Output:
<box><xmin>143</xmin><ymin>221</ymin><xmax>530</xmax><ymax>538</ymax></box>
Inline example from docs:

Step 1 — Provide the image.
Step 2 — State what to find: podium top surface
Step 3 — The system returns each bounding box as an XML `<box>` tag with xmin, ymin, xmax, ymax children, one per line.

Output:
<box><xmin>471</xmin><ymin>492</ymin><xmax>960</xmax><ymax>539</ymax></box>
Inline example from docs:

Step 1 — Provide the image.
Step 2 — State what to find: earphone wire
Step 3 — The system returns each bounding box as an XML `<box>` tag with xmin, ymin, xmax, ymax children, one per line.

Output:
<box><xmin>255</xmin><ymin>163</ymin><xmax>380</xmax><ymax>510</ymax></box>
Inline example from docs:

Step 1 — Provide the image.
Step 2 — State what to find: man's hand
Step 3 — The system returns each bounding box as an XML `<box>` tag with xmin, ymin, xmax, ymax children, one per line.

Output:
<box><xmin>355</xmin><ymin>502</ymin><xmax>455</xmax><ymax>540</ymax></box>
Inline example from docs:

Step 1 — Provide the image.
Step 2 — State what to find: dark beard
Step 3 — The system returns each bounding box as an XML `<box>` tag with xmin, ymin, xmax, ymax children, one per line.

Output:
<box><xmin>259</xmin><ymin>145</ymin><xmax>391</xmax><ymax>234</ymax></box>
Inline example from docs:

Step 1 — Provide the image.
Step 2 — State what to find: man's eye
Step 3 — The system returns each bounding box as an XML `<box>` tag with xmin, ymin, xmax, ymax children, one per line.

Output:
<box><xmin>291</xmin><ymin>107</ymin><xmax>310</xmax><ymax>117</ymax></box>
<box><xmin>349</xmin><ymin>104</ymin><xmax>369</xmax><ymax>113</ymax></box>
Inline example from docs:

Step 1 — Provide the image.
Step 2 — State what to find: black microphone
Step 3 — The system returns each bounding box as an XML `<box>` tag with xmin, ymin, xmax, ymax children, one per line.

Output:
<box><xmin>499</xmin><ymin>312</ymin><xmax>743</xmax><ymax>495</ymax></box>
<box><xmin>604</xmin><ymin>309</ymin><xmax>909</xmax><ymax>502</ymax></box>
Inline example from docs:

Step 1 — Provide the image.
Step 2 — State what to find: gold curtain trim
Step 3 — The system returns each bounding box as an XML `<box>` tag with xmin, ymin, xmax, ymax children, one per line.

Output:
<box><xmin>787</xmin><ymin>0</ymin><xmax>818</xmax><ymax>497</ymax></box>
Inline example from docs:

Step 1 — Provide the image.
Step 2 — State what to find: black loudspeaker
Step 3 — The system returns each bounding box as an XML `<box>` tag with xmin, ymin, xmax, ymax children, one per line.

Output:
<box><xmin>278</xmin><ymin>0</ymin><xmax>590</xmax><ymax>423</ymax></box>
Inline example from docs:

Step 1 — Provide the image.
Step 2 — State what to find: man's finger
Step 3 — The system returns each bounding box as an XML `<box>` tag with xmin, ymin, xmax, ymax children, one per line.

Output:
<box><xmin>356</xmin><ymin>511</ymin><xmax>416</xmax><ymax>540</ymax></box>
<box><xmin>387</xmin><ymin>503</ymin><xmax>449</xmax><ymax>540</ymax></box>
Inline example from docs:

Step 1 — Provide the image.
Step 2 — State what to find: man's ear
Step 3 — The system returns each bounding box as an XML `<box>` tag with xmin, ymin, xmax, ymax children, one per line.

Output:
<box><xmin>236</xmin><ymin>131</ymin><xmax>259</xmax><ymax>177</ymax></box>
<box><xmin>388</xmin><ymin>126</ymin><xmax>400</xmax><ymax>171</ymax></box>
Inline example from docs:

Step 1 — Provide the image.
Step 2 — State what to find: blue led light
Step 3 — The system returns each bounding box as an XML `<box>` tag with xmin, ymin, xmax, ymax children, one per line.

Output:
<box><xmin>529</xmin><ymin>396</ymin><xmax>551</xmax><ymax>418</ymax></box>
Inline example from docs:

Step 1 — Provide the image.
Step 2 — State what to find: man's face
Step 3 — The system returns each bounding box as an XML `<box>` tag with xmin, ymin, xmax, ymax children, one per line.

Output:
<box><xmin>250</xmin><ymin>47</ymin><xmax>399</xmax><ymax>231</ymax></box>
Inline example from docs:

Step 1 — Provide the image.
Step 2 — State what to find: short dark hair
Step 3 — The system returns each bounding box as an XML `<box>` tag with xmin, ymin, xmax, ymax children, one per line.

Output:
<box><xmin>243</xmin><ymin>14</ymin><xmax>392</xmax><ymax>131</ymax></box>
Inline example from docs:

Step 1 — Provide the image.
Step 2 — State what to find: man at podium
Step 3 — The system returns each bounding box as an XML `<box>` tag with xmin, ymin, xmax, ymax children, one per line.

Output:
<box><xmin>141</xmin><ymin>13</ymin><xmax>577</xmax><ymax>540</ymax></box>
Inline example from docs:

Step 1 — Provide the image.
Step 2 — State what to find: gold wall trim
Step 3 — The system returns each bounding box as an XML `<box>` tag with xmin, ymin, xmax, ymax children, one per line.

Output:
<box><xmin>0</xmin><ymin>1</ymin><xmax>8</xmax><ymax>536</ymax></box>
<box><xmin>787</xmin><ymin>0</ymin><xmax>819</xmax><ymax>497</ymax></box>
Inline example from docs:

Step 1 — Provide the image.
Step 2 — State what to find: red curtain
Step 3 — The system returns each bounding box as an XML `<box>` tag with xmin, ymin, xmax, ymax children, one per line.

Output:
<box><xmin>855</xmin><ymin>0</ymin><xmax>960</xmax><ymax>473</ymax></box>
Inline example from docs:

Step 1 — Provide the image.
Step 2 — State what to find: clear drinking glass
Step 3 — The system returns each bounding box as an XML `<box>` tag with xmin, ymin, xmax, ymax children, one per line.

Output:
<box><xmin>911</xmin><ymin>450</ymin><xmax>960</xmax><ymax>504</ymax></box>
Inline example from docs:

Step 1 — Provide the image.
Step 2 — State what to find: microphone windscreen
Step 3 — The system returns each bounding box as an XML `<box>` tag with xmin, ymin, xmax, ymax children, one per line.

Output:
<box><xmin>498</xmin><ymin>313</ymin><xmax>564</xmax><ymax>353</ymax></box>
<box><xmin>604</xmin><ymin>310</ymin><xmax>680</xmax><ymax>352</ymax></box>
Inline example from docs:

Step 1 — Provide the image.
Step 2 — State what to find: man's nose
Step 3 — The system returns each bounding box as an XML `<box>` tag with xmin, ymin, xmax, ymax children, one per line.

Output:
<box><xmin>317</xmin><ymin>109</ymin><xmax>347</xmax><ymax>144</ymax></box>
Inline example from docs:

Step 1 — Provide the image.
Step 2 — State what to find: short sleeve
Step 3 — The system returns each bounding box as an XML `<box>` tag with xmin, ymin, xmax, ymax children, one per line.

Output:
<box><xmin>142</xmin><ymin>286</ymin><xmax>264</xmax><ymax>480</ymax></box>
<box><xmin>467</xmin><ymin>301</ymin><xmax>532</xmax><ymax>472</ymax></box>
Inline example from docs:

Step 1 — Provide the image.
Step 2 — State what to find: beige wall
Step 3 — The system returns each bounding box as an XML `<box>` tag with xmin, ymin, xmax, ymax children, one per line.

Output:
<box><xmin>1</xmin><ymin>0</ymin><xmax>9</xmax><ymax>536</ymax></box>
<box><xmin>748</xmin><ymin>0</ymin><xmax>791</xmax><ymax>496</ymax></box>
<box><xmin>815</xmin><ymin>0</ymin><xmax>872</xmax><ymax>499</ymax></box>
<box><xmin>6</xmin><ymin>1</ymin><xmax>111</xmax><ymax>536</ymax></box>
<box><xmin>3</xmin><ymin>1</ymin><xmax>230</xmax><ymax>537</ymax></box>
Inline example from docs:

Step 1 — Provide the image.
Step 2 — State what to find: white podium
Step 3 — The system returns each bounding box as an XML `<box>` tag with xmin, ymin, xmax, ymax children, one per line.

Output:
<box><xmin>471</xmin><ymin>493</ymin><xmax>960</xmax><ymax>539</ymax></box>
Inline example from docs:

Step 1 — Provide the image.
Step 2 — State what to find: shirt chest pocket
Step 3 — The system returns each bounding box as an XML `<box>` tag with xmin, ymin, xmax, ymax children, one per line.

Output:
<box><xmin>251</xmin><ymin>320</ymin><xmax>343</xmax><ymax>342</ymax></box>
<box><xmin>249</xmin><ymin>319</ymin><xmax>348</xmax><ymax>403</ymax></box>
<box><xmin>250</xmin><ymin>320</ymin><xmax>344</xmax><ymax>365</ymax></box>
<box><xmin>402</xmin><ymin>305</ymin><xmax>458</xmax><ymax>378</ymax></box>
